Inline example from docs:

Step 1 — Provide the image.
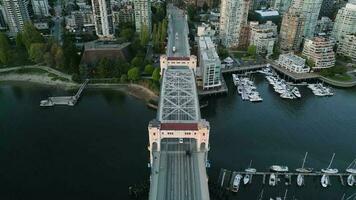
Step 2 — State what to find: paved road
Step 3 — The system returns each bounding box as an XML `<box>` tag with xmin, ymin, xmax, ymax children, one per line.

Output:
<box><xmin>167</xmin><ymin>5</ymin><xmax>190</xmax><ymax>58</ymax></box>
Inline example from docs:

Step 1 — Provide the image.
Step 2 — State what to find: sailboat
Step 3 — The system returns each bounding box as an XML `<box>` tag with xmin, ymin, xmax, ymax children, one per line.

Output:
<box><xmin>321</xmin><ymin>174</ymin><xmax>330</xmax><ymax>188</ymax></box>
<box><xmin>346</xmin><ymin>158</ymin><xmax>356</xmax><ymax>174</ymax></box>
<box><xmin>245</xmin><ymin>160</ymin><xmax>257</xmax><ymax>173</ymax></box>
<box><xmin>321</xmin><ymin>153</ymin><xmax>339</xmax><ymax>174</ymax></box>
<box><xmin>244</xmin><ymin>160</ymin><xmax>256</xmax><ymax>185</ymax></box>
<box><xmin>296</xmin><ymin>152</ymin><xmax>313</xmax><ymax>173</ymax></box>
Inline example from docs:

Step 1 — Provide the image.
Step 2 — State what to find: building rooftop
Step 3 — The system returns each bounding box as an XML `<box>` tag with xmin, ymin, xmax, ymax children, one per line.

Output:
<box><xmin>255</xmin><ymin>9</ymin><xmax>279</xmax><ymax>17</ymax></box>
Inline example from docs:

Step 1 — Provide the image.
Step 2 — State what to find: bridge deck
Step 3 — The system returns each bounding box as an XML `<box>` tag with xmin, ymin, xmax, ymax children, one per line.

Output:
<box><xmin>149</xmin><ymin>139</ymin><xmax>209</xmax><ymax>200</ymax></box>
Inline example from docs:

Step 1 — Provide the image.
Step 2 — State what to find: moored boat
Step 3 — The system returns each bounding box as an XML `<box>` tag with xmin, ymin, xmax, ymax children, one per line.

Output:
<box><xmin>270</xmin><ymin>165</ymin><xmax>289</xmax><ymax>172</ymax></box>
<box><xmin>321</xmin><ymin>153</ymin><xmax>338</xmax><ymax>174</ymax></box>
<box><xmin>296</xmin><ymin>152</ymin><xmax>313</xmax><ymax>173</ymax></box>
<box><xmin>297</xmin><ymin>174</ymin><xmax>304</xmax><ymax>186</ymax></box>
<box><xmin>232</xmin><ymin>174</ymin><xmax>242</xmax><ymax>192</ymax></box>
<box><xmin>321</xmin><ymin>174</ymin><xmax>329</xmax><ymax>188</ymax></box>
<box><xmin>243</xmin><ymin>174</ymin><xmax>250</xmax><ymax>185</ymax></box>
<box><xmin>347</xmin><ymin>174</ymin><xmax>355</xmax><ymax>186</ymax></box>
<box><xmin>269</xmin><ymin>173</ymin><xmax>277</xmax><ymax>186</ymax></box>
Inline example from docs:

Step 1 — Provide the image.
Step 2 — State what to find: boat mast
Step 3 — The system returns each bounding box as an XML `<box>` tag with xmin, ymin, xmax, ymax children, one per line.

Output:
<box><xmin>301</xmin><ymin>152</ymin><xmax>308</xmax><ymax>169</ymax></box>
<box><xmin>327</xmin><ymin>153</ymin><xmax>336</xmax><ymax>169</ymax></box>
<box><xmin>346</xmin><ymin>158</ymin><xmax>356</xmax><ymax>169</ymax></box>
<box><xmin>283</xmin><ymin>189</ymin><xmax>288</xmax><ymax>200</ymax></box>
<box><xmin>249</xmin><ymin>160</ymin><xmax>253</xmax><ymax>168</ymax></box>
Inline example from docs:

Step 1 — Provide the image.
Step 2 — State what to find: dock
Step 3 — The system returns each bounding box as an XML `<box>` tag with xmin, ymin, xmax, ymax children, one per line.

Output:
<box><xmin>222</xmin><ymin>64</ymin><xmax>266</xmax><ymax>74</ymax></box>
<box><xmin>268</xmin><ymin>61</ymin><xmax>320</xmax><ymax>81</ymax></box>
<box><xmin>40</xmin><ymin>79</ymin><xmax>89</xmax><ymax>107</ymax></box>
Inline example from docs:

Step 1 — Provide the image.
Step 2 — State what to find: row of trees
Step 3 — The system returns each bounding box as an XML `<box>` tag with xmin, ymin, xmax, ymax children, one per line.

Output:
<box><xmin>152</xmin><ymin>19</ymin><xmax>168</xmax><ymax>53</ymax></box>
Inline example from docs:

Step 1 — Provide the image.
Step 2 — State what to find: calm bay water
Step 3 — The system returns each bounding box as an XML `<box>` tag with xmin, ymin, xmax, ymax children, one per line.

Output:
<box><xmin>0</xmin><ymin>76</ymin><xmax>355</xmax><ymax>199</ymax></box>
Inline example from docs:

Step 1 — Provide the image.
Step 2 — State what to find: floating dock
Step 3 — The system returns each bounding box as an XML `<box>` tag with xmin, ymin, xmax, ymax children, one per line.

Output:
<box><xmin>40</xmin><ymin>79</ymin><xmax>89</xmax><ymax>107</ymax></box>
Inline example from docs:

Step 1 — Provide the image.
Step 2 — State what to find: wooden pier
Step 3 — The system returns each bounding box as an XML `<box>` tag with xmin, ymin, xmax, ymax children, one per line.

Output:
<box><xmin>40</xmin><ymin>79</ymin><xmax>89</xmax><ymax>107</ymax></box>
<box><xmin>222</xmin><ymin>64</ymin><xmax>266</xmax><ymax>74</ymax></box>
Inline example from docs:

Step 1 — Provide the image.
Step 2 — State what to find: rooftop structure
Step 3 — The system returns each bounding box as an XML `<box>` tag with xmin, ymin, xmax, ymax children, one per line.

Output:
<box><xmin>249</xmin><ymin>21</ymin><xmax>277</xmax><ymax>57</ymax></box>
<box><xmin>337</xmin><ymin>33</ymin><xmax>356</xmax><ymax>62</ymax></box>
<box><xmin>219</xmin><ymin>0</ymin><xmax>250</xmax><ymax>48</ymax></box>
<box><xmin>277</xmin><ymin>53</ymin><xmax>310</xmax><ymax>73</ymax></box>
<box><xmin>302</xmin><ymin>37</ymin><xmax>335</xmax><ymax>69</ymax></box>
<box><xmin>315</xmin><ymin>17</ymin><xmax>334</xmax><ymax>37</ymax></box>
<box><xmin>198</xmin><ymin>37</ymin><xmax>222</xmax><ymax>89</ymax></box>
<box><xmin>332</xmin><ymin>1</ymin><xmax>356</xmax><ymax>43</ymax></box>
<box><xmin>31</xmin><ymin>0</ymin><xmax>50</xmax><ymax>17</ymax></box>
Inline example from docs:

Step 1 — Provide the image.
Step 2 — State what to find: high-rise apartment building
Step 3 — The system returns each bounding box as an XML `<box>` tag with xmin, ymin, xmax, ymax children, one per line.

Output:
<box><xmin>271</xmin><ymin>0</ymin><xmax>293</xmax><ymax>14</ymax></box>
<box><xmin>198</xmin><ymin>37</ymin><xmax>222</xmax><ymax>89</ymax></box>
<box><xmin>332</xmin><ymin>0</ymin><xmax>356</xmax><ymax>43</ymax></box>
<box><xmin>302</xmin><ymin>37</ymin><xmax>335</xmax><ymax>69</ymax></box>
<box><xmin>249</xmin><ymin>21</ymin><xmax>278</xmax><ymax>57</ymax></box>
<box><xmin>279</xmin><ymin>0</ymin><xmax>305</xmax><ymax>51</ymax></box>
<box><xmin>91</xmin><ymin>0</ymin><xmax>115</xmax><ymax>39</ymax></box>
<box><xmin>300</xmin><ymin>0</ymin><xmax>322</xmax><ymax>38</ymax></box>
<box><xmin>31</xmin><ymin>0</ymin><xmax>50</xmax><ymax>17</ymax></box>
<box><xmin>219</xmin><ymin>0</ymin><xmax>249</xmax><ymax>48</ymax></box>
<box><xmin>337</xmin><ymin>33</ymin><xmax>356</xmax><ymax>62</ymax></box>
<box><xmin>319</xmin><ymin>0</ymin><xmax>334</xmax><ymax>18</ymax></box>
<box><xmin>3</xmin><ymin>0</ymin><xmax>30</xmax><ymax>35</ymax></box>
<box><xmin>133</xmin><ymin>0</ymin><xmax>152</xmax><ymax>34</ymax></box>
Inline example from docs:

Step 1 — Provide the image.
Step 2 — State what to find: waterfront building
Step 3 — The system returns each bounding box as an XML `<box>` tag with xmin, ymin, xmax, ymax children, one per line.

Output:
<box><xmin>332</xmin><ymin>0</ymin><xmax>356</xmax><ymax>43</ymax></box>
<box><xmin>277</xmin><ymin>53</ymin><xmax>310</xmax><ymax>73</ymax></box>
<box><xmin>315</xmin><ymin>17</ymin><xmax>334</xmax><ymax>37</ymax></box>
<box><xmin>337</xmin><ymin>33</ymin><xmax>356</xmax><ymax>62</ymax></box>
<box><xmin>3</xmin><ymin>0</ymin><xmax>30</xmax><ymax>35</ymax></box>
<box><xmin>133</xmin><ymin>0</ymin><xmax>152</xmax><ymax>34</ymax></box>
<box><xmin>198</xmin><ymin>37</ymin><xmax>222</xmax><ymax>89</ymax></box>
<box><xmin>279</xmin><ymin>0</ymin><xmax>305</xmax><ymax>51</ymax></box>
<box><xmin>249</xmin><ymin>21</ymin><xmax>277</xmax><ymax>57</ymax></box>
<box><xmin>112</xmin><ymin>2</ymin><xmax>134</xmax><ymax>26</ymax></box>
<box><xmin>302</xmin><ymin>37</ymin><xmax>335</xmax><ymax>70</ymax></box>
<box><xmin>219</xmin><ymin>0</ymin><xmax>249</xmax><ymax>48</ymax></box>
<box><xmin>91</xmin><ymin>0</ymin><xmax>115</xmax><ymax>39</ymax></box>
<box><xmin>31</xmin><ymin>0</ymin><xmax>50</xmax><ymax>17</ymax></box>
<box><xmin>300</xmin><ymin>0</ymin><xmax>322</xmax><ymax>39</ymax></box>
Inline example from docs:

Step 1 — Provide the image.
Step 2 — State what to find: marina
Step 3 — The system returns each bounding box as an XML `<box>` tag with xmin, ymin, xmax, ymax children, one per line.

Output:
<box><xmin>40</xmin><ymin>79</ymin><xmax>89</xmax><ymax>107</ymax></box>
<box><xmin>232</xmin><ymin>74</ymin><xmax>263</xmax><ymax>102</ymax></box>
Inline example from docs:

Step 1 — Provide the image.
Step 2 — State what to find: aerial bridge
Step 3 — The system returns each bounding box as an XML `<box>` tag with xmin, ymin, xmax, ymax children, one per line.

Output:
<box><xmin>147</xmin><ymin>4</ymin><xmax>211</xmax><ymax>200</ymax></box>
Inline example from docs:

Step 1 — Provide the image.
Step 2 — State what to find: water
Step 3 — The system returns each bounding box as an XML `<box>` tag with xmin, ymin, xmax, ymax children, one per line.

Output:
<box><xmin>0</xmin><ymin>76</ymin><xmax>355</xmax><ymax>199</ymax></box>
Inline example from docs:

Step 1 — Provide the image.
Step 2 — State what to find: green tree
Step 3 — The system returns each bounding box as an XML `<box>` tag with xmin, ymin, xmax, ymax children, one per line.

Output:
<box><xmin>152</xmin><ymin>67</ymin><xmax>161</xmax><ymax>81</ymax></box>
<box><xmin>15</xmin><ymin>33</ymin><xmax>25</xmax><ymax>48</ymax></box>
<box><xmin>21</xmin><ymin>22</ymin><xmax>44</xmax><ymax>51</ymax></box>
<box><xmin>131</xmin><ymin>56</ymin><xmax>144</xmax><ymax>68</ymax></box>
<box><xmin>127</xmin><ymin>67</ymin><xmax>140</xmax><ymax>81</ymax></box>
<box><xmin>54</xmin><ymin>47</ymin><xmax>64</xmax><ymax>68</ymax></box>
<box><xmin>144</xmin><ymin>64</ymin><xmax>154</xmax><ymax>75</ymax></box>
<box><xmin>247</xmin><ymin>45</ymin><xmax>257</xmax><ymax>57</ymax></box>
<box><xmin>43</xmin><ymin>52</ymin><xmax>54</xmax><ymax>66</ymax></box>
<box><xmin>29</xmin><ymin>43</ymin><xmax>46</xmax><ymax>63</ymax></box>
<box><xmin>306</xmin><ymin>58</ymin><xmax>315</xmax><ymax>68</ymax></box>
<box><xmin>120</xmin><ymin>28</ymin><xmax>134</xmax><ymax>41</ymax></box>
<box><xmin>140</xmin><ymin>24</ymin><xmax>150</xmax><ymax>46</ymax></box>
<box><xmin>96</xmin><ymin>58</ymin><xmax>110</xmax><ymax>78</ymax></box>
<box><xmin>120</xmin><ymin>74</ymin><xmax>128</xmax><ymax>83</ymax></box>
<box><xmin>0</xmin><ymin>33</ymin><xmax>11</xmax><ymax>65</ymax></box>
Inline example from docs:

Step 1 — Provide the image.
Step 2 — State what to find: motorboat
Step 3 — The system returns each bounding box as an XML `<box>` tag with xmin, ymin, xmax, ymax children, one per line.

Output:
<box><xmin>297</xmin><ymin>174</ymin><xmax>304</xmax><ymax>186</ymax></box>
<box><xmin>232</xmin><ymin>174</ymin><xmax>242</xmax><ymax>192</ymax></box>
<box><xmin>280</xmin><ymin>92</ymin><xmax>295</xmax><ymax>99</ymax></box>
<box><xmin>270</xmin><ymin>165</ymin><xmax>289</xmax><ymax>172</ymax></box>
<box><xmin>269</xmin><ymin>173</ymin><xmax>277</xmax><ymax>186</ymax></box>
<box><xmin>40</xmin><ymin>99</ymin><xmax>54</xmax><ymax>107</ymax></box>
<box><xmin>245</xmin><ymin>168</ymin><xmax>257</xmax><ymax>173</ymax></box>
<box><xmin>292</xmin><ymin>87</ymin><xmax>301</xmax><ymax>98</ymax></box>
<box><xmin>296</xmin><ymin>152</ymin><xmax>313</xmax><ymax>173</ymax></box>
<box><xmin>347</xmin><ymin>174</ymin><xmax>355</xmax><ymax>186</ymax></box>
<box><xmin>321</xmin><ymin>174</ymin><xmax>329</xmax><ymax>188</ymax></box>
<box><xmin>243</xmin><ymin>174</ymin><xmax>251</xmax><ymax>185</ymax></box>
<box><xmin>321</xmin><ymin>153</ymin><xmax>339</xmax><ymax>174</ymax></box>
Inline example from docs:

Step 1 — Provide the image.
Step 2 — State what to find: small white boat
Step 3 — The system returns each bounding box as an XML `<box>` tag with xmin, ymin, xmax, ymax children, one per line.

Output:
<box><xmin>269</xmin><ymin>173</ymin><xmax>277</xmax><ymax>186</ymax></box>
<box><xmin>243</xmin><ymin>174</ymin><xmax>250</xmax><ymax>185</ymax></box>
<box><xmin>280</xmin><ymin>92</ymin><xmax>295</xmax><ymax>99</ymax></box>
<box><xmin>245</xmin><ymin>168</ymin><xmax>257</xmax><ymax>173</ymax></box>
<box><xmin>321</xmin><ymin>153</ymin><xmax>338</xmax><ymax>174</ymax></box>
<box><xmin>292</xmin><ymin>87</ymin><xmax>301</xmax><ymax>98</ymax></box>
<box><xmin>347</xmin><ymin>174</ymin><xmax>355</xmax><ymax>186</ymax></box>
<box><xmin>297</xmin><ymin>174</ymin><xmax>304</xmax><ymax>186</ymax></box>
<box><xmin>321</xmin><ymin>174</ymin><xmax>329</xmax><ymax>188</ymax></box>
<box><xmin>232</xmin><ymin>174</ymin><xmax>242</xmax><ymax>192</ymax></box>
<box><xmin>40</xmin><ymin>99</ymin><xmax>54</xmax><ymax>107</ymax></box>
<box><xmin>270</xmin><ymin>165</ymin><xmax>289</xmax><ymax>172</ymax></box>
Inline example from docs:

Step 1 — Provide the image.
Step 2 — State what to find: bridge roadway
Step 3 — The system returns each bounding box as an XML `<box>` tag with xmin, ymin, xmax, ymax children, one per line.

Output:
<box><xmin>167</xmin><ymin>4</ymin><xmax>190</xmax><ymax>58</ymax></box>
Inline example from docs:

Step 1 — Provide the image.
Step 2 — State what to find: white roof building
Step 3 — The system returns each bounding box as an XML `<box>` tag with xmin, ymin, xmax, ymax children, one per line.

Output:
<box><xmin>277</xmin><ymin>53</ymin><xmax>310</xmax><ymax>73</ymax></box>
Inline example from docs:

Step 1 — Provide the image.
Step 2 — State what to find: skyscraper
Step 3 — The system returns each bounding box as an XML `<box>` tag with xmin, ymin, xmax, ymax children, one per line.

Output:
<box><xmin>279</xmin><ymin>0</ymin><xmax>305</xmax><ymax>51</ymax></box>
<box><xmin>31</xmin><ymin>0</ymin><xmax>50</xmax><ymax>17</ymax></box>
<box><xmin>300</xmin><ymin>0</ymin><xmax>322</xmax><ymax>38</ymax></box>
<box><xmin>219</xmin><ymin>0</ymin><xmax>250</xmax><ymax>48</ymax></box>
<box><xmin>332</xmin><ymin>0</ymin><xmax>356</xmax><ymax>43</ymax></box>
<box><xmin>91</xmin><ymin>0</ymin><xmax>115</xmax><ymax>39</ymax></box>
<box><xmin>3</xmin><ymin>0</ymin><xmax>30</xmax><ymax>35</ymax></box>
<box><xmin>133</xmin><ymin>0</ymin><xmax>152</xmax><ymax>34</ymax></box>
